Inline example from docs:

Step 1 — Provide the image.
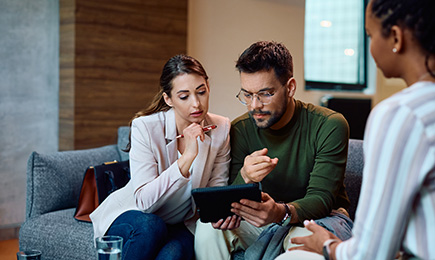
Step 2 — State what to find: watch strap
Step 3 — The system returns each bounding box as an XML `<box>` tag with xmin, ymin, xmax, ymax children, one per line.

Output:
<box><xmin>277</xmin><ymin>202</ymin><xmax>291</xmax><ymax>226</ymax></box>
<box><xmin>323</xmin><ymin>239</ymin><xmax>339</xmax><ymax>260</ymax></box>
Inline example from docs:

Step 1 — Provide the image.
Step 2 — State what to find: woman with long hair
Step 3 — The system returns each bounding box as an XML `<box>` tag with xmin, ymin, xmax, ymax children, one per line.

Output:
<box><xmin>276</xmin><ymin>0</ymin><xmax>435</xmax><ymax>259</ymax></box>
<box><xmin>90</xmin><ymin>54</ymin><xmax>231</xmax><ymax>260</ymax></box>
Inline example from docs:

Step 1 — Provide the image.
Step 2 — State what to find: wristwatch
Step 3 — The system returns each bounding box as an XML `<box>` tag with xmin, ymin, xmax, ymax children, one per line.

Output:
<box><xmin>323</xmin><ymin>239</ymin><xmax>339</xmax><ymax>260</ymax></box>
<box><xmin>277</xmin><ymin>202</ymin><xmax>291</xmax><ymax>226</ymax></box>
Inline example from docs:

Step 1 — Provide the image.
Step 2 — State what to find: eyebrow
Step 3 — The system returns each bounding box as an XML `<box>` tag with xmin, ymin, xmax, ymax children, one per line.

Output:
<box><xmin>176</xmin><ymin>83</ymin><xmax>206</xmax><ymax>94</ymax></box>
<box><xmin>240</xmin><ymin>87</ymin><xmax>275</xmax><ymax>94</ymax></box>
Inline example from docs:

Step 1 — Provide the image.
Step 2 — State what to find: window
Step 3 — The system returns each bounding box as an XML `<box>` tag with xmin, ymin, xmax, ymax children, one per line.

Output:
<box><xmin>304</xmin><ymin>0</ymin><xmax>367</xmax><ymax>91</ymax></box>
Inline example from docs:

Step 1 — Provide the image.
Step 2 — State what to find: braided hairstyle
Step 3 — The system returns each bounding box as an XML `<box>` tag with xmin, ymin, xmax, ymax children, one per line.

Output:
<box><xmin>124</xmin><ymin>54</ymin><xmax>209</xmax><ymax>151</ymax></box>
<box><xmin>370</xmin><ymin>0</ymin><xmax>435</xmax><ymax>77</ymax></box>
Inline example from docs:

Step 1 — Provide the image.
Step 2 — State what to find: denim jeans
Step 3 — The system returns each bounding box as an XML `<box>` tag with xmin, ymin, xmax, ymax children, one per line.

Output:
<box><xmin>106</xmin><ymin>210</ymin><xmax>194</xmax><ymax>260</ymax></box>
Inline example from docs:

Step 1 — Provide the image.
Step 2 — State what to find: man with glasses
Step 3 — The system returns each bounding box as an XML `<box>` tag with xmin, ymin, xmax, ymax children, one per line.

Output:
<box><xmin>195</xmin><ymin>41</ymin><xmax>353</xmax><ymax>259</ymax></box>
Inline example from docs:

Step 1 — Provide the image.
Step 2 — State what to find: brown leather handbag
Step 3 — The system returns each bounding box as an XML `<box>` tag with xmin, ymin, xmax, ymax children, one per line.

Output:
<box><xmin>74</xmin><ymin>160</ymin><xmax>130</xmax><ymax>222</ymax></box>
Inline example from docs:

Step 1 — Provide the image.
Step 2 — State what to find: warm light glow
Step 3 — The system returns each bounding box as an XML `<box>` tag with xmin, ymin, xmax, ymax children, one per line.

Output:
<box><xmin>344</xmin><ymin>49</ymin><xmax>355</xmax><ymax>56</ymax></box>
<box><xmin>320</xmin><ymin>20</ymin><xmax>332</xmax><ymax>27</ymax></box>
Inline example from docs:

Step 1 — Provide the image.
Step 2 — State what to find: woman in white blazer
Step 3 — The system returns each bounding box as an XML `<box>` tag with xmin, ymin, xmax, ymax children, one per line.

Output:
<box><xmin>90</xmin><ymin>55</ymin><xmax>231</xmax><ymax>260</ymax></box>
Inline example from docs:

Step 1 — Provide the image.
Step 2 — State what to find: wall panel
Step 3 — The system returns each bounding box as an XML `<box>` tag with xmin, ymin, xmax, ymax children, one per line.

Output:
<box><xmin>60</xmin><ymin>0</ymin><xmax>187</xmax><ymax>150</ymax></box>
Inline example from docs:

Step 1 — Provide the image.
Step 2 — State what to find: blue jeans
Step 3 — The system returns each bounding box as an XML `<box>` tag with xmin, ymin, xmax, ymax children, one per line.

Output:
<box><xmin>106</xmin><ymin>210</ymin><xmax>194</xmax><ymax>260</ymax></box>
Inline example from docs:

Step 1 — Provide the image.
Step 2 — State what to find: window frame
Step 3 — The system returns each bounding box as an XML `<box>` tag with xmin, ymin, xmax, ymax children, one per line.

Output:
<box><xmin>304</xmin><ymin>0</ymin><xmax>369</xmax><ymax>92</ymax></box>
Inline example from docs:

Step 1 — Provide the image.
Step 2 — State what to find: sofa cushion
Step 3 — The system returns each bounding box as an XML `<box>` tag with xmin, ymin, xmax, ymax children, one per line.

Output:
<box><xmin>19</xmin><ymin>208</ymin><xmax>94</xmax><ymax>260</ymax></box>
<box><xmin>26</xmin><ymin>145</ymin><xmax>120</xmax><ymax>218</ymax></box>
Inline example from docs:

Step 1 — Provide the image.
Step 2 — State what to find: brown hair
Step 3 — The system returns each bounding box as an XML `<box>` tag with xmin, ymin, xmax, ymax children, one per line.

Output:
<box><xmin>124</xmin><ymin>54</ymin><xmax>209</xmax><ymax>151</ymax></box>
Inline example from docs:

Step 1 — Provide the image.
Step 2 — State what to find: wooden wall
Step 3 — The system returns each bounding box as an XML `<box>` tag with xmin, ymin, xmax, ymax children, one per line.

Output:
<box><xmin>60</xmin><ymin>0</ymin><xmax>187</xmax><ymax>150</ymax></box>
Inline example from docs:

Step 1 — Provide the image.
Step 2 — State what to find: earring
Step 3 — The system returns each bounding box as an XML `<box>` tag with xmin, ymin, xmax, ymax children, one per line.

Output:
<box><xmin>392</xmin><ymin>48</ymin><xmax>397</xmax><ymax>53</ymax></box>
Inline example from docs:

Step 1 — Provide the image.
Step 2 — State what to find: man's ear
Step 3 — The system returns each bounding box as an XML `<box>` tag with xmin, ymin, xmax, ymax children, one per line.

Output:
<box><xmin>391</xmin><ymin>25</ymin><xmax>404</xmax><ymax>53</ymax></box>
<box><xmin>163</xmin><ymin>93</ymin><xmax>173</xmax><ymax>107</ymax></box>
<box><xmin>286</xmin><ymin>78</ymin><xmax>297</xmax><ymax>97</ymax></box>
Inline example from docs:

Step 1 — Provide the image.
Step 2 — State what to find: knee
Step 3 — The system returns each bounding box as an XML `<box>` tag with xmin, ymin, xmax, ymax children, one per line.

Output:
<box><xmin>118</xmin><ymin>211</ymin><xmax>167</xmax><ymax>239</ymax></box>
<box><xmin>134</xmin><ymin>213</ymin><xmax>167</xmax><ymax>237</ymax></box>
<box><xmin>194</xmin><ymin>220</ymin><xmax>219</xmax><ymax>246</ymax></box>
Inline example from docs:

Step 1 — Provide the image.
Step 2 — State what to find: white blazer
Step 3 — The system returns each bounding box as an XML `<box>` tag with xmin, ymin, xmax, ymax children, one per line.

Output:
<box><xmin>90</xmin><ymin>109</ymin><xmax>231</xmax><ymax>240</ymax></box>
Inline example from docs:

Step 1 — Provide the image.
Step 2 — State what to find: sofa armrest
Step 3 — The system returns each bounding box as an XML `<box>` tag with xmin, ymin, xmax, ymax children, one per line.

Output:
<box><xmin>26</xmin><ymin>144</ymin><xmax>120</xmax><ymax>219</ymax></box>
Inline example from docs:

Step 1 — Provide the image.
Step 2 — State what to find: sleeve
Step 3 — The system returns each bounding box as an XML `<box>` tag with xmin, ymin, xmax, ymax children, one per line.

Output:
<box><xmin>336</xmin><ymin>102</ymin><xmax>425</xmax><ymax>259</ymax></box>
<box><xmin>229</xmin><ymin>120</ymin><xmax>251</xmax><ymax>185</ymax></box>
<box><xmin>204</xmin><ymin>117</ymin><xmax>231</xmax><ymax>187</ymax></box>
<box><xmin>292</xmin><ymin>113</ymin><xmax>349</xmax><ymax>221</ymax></box>
<box><xmin>129</xmin><ymin>118</ymin><xmax>190</xmax><ymax>212</ymax></box>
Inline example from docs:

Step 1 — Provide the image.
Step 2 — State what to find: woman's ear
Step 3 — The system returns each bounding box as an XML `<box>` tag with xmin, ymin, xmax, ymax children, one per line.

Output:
<box><xmin>163</xmin><ymin>93</ymin><xmax>173</xmax><ymax>107</ymax></box>
<box><xmin>391</xmin><ymin>25</ymin><xmax>404</xmax><ymax>53</ymax></box>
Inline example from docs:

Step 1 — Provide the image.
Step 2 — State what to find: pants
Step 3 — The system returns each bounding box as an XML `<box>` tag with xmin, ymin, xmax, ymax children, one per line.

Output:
<box><xmin>275</xmin><ymin>250</ymin><xmax>324</xmax><ymax>260</ymax></box>
<box><xmin>195</xmin><ymin>220</ymin><xmax>322</xmax><ymax>260</ymax></box>
<box><xmin>194</xmin><ymin>220</ymin><xmax>268</xmax><ymax>260</ymax></box>
<box><xmin>106</xmin><ymin>210</ymin><xmax>194</xmax><ymax>260</ymax></box>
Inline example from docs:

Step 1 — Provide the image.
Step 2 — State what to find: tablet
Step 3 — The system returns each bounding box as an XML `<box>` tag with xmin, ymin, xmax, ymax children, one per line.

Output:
<box><xmin>191</xmin><ymin>183</ymin><xmax>262</xmax><ymax>223</ymax></box>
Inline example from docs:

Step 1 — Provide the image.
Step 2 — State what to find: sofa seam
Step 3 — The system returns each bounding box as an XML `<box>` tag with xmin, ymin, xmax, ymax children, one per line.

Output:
<box><xmin>27</xmin><ymin>152</ymin><xmax>36</xmax><ymax>219</ymax></box>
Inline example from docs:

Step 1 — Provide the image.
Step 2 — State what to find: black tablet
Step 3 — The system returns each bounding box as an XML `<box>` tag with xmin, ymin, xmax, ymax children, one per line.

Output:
<box><xmin>191</xmin><ymin>183</ymin><xmax>262</xmax><ymax>223</ymax></box>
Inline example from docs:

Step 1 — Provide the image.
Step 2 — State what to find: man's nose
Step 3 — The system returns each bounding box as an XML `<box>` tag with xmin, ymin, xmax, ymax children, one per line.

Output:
<box><xmin>250</xmin><ymin>95</ymin><xmax>263</xmax><ymax>109</ymax></box>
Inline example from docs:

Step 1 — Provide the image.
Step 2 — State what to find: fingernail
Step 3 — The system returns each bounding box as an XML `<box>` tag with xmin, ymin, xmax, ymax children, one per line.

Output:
<box><xmin>310</xmin><ymin>219</ymin><xmax>315</xmax><ymax>223</ymax></box>
<box><xmin>304</xmin><ymin>220</ymin><xmax>310</xmax><ymax>226</ymax></box>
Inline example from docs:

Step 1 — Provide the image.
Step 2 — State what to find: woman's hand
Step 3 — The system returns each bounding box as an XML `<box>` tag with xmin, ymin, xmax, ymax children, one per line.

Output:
<box><xmin>289</xmin><ymin>220</ymin><xmax>341</xmax><ymax>255</ymax></box>
<box><xmin>182</xmin><ymin>123</ymin><xmax>205</xmax><ymax>159</ymax></box>
<box><xmin>177</xmin><ymin>123</ymin><xmax>205</xmax><ymax>177</ymax></box>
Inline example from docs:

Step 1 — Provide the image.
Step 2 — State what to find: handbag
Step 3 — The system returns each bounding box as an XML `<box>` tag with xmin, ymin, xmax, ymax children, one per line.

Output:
<box><xmin>74</xmin><ymin>160</ymin><xmax>130</xmax><ymax>222</ymax></box>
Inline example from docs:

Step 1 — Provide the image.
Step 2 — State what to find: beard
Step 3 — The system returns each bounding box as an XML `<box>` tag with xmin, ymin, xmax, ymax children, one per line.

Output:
<box><xmin>249</xmin><ymin>97</ymin><xmax>288</xmax><ymax>129</ymax></box>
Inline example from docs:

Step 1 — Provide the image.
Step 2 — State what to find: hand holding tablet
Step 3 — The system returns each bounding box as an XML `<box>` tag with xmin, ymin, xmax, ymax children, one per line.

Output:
<box><xmin>192</xmin><ymin>183</ymin><xmax>262</xmax><ymax>223</ymax></box>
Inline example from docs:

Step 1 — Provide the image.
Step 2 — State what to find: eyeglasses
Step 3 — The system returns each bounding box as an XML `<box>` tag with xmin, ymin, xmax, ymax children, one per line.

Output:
<box><xmin>236</xmin><ymin>89</ymin><xmax>276</xmax><ymax>106</ymax></box>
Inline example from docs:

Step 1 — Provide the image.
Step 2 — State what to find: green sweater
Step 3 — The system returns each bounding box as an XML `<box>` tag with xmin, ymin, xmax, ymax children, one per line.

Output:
<box><xmin>230</xmin><ymin>100</ymin><xmax>350</xmax><ymax>222</ymax></box>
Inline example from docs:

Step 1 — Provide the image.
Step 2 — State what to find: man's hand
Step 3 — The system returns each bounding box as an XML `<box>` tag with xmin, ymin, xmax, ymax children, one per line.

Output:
<box><xmin>289</xmin><ymin>220</ymin><xmax>341</xmax><ymax>255</ymax></box>
<box><xmin>240</xmin><ymin>148</ymin><xmax>278</xmax><ymax>183</ymax></box>
<box><xmin>211</xmin><ymin>215</ymin><xmax>241</xmax><ymax>230</ymax></box>
<box><xmin>230</xmin><ymin>192</ymin><xmax>284</xmax><ymax>227</ymax></box>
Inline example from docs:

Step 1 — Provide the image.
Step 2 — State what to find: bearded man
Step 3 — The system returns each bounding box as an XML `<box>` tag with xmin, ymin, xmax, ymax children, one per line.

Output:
<box><xmin>195</xmin><ymin>41</ymin><xmax>353</xmax><ymax>260</ymax></box>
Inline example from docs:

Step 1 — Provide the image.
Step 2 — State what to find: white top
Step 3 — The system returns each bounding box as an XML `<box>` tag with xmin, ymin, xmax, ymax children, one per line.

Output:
<box><xmin>336</xmin><ymin>81</ymin><xmax>435</xmax><ymax>259</ymax></box>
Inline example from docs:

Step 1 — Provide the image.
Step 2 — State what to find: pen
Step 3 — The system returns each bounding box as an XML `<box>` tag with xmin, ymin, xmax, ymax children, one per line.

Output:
<box><xmin>176</xmin><ymin>125</ymin><xmax>217</xmax><ymax>139</ymax></box>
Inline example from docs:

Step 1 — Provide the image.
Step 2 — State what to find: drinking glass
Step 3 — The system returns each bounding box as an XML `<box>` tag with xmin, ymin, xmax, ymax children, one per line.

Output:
<box><xmin>16</xmin><ymin>250</ymin><xmax>42</xmax><ymax>260</ymax></box>
<box><xmin>95</xmin><ymin>235</ymin><xmax>123</xmax><ymax>260</ymax></box>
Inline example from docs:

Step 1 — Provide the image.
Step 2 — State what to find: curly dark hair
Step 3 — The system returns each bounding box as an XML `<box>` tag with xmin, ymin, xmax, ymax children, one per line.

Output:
<box><xmin>235</xmin><ymin>41</ymin><xmax>293</xmax><ymax>86</ymax></box>
<box><xmin>370</xmin><ymin>0</ymin><xmax>435</xmax><ymax>76</ymax></box>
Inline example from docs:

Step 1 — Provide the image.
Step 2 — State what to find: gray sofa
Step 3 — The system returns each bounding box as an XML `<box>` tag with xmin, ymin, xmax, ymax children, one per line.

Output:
<box><xmin>19</xmin><ymin>126</ymin><xmax>363</xmax><ymax>260</ymax></box>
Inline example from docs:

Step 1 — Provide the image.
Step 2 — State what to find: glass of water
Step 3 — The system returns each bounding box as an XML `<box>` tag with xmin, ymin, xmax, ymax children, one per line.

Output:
<box><xmin>16</xmin><ymin>250</ymin><xmax>42</xmax><ymax>260</ymax></box>
<box><xmin>95</xmin><ymin>236</ymin><xmax>123</xmax><ymax>260</ymax></box>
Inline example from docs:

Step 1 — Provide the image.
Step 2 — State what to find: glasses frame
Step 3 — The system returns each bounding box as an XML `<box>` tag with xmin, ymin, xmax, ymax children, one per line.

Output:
<box><xmin>236</xmin><ymin>89</ymin><xmax>278</xmax><ymax>106</ymax></box>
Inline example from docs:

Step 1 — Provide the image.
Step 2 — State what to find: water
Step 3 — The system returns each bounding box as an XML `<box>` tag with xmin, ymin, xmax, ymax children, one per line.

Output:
<box><xmin>97</xmin><ymin>248</ymin><xmax>121</xmax><ymax>260</ymax></box>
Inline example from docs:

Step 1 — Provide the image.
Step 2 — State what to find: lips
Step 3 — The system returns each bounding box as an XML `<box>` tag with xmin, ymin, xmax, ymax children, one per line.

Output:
<box><xmin>250</xmin><ymin>110</ymin><xmax>271</xmax><ymax>119</ymax></box>
<box><xmin>253</xmin><ymin>114</ymin><xmax>268</xmax><ymax>119</ymax></box>
<box><xmin>190</xmin><ymin>110</ymin><xmax>203</xmax><ymax>117</ymax></box>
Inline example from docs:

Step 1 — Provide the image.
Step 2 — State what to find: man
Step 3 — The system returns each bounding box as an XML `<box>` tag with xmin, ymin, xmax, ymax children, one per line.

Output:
<box><xmin>195</xmin><ymin>41</ymin><xmax>352</xmax><ymax>259</ymax></box>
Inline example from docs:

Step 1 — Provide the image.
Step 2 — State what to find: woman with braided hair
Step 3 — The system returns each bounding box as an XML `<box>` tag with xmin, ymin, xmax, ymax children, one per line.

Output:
<box><xmin>276</xmin><ymin>0</ymin><xmax>435</xmax><ymax>259</ymax></box>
